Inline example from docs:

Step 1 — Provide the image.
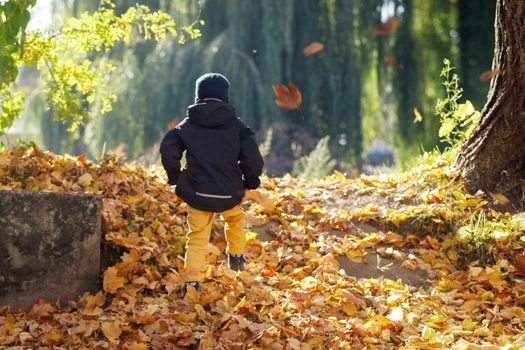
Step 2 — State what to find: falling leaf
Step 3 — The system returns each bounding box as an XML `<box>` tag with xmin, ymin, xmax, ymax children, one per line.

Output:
<box><xmin>385</xmin><ymin>52</ymin><xmax>404</xmax><ymax>70</ymax></box>
<box><xmin>512</xmin><ymin>254</ymin><xmax>525</xmax><ymax>276</ymax></box>
<box><xmin>479</xmin><ymin>69</ymin><xmax>502</xmax><ymax>81</ymax></box>
<box><xmin>273</xmin><ymin>83</ymin><xmax>302</xmax><ymax>111</ymax></box>
<box><xmin>373</xmin><ymin>16</ymin><xmax>401</xmax><ymax>36</ymax></box>
<box><xmin>303</xmin><ymin>42</ymin><xmax>324</xmax><ymax>56</ymax></box>
<box><xmin>413</xmin><ymin>108</ymin><xmax>423</xmax><ymax>123</ymax></box>
<box><xmin>167</xmin><ymin>117</ymin><xmax>182</xmax><ymax>130</ymax></box>
<box><xmin>103</xmin><ymin>266</ymin><xmax>127</xmax><ymax>293</ymax></box>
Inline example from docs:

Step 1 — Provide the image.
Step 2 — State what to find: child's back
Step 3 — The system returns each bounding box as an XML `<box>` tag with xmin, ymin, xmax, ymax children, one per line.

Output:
<box><xmin>160</xmin><ymin>73</ymin><xmax>263</xmax><ymax>291</ymax></box>
<box><xmin>161</xmin><ymin>97</ymin><xmax>262</xmax><ymax>212</ymax></box>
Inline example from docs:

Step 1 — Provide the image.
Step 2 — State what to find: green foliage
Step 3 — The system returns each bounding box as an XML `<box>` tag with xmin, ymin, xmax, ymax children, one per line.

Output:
<box><xmin>0</xmin><ymin>0</ymin><xmax>201</xmax><ymax>143</ymax></box>
<box><xmin>0</xmin><ymin>0</ymin><xmax>36</xmax><ymax>85</ymax></box>
<box><xmin>435</xmin><ymin>59</ymin><xmax>480</xmax><ymax>146</ymax></box>
<box><xmin>0</xmin><ymin>0</ymin><xmax>36</xmax><ymax>141</ymax></box>
<box><xmin>0</xmin><ymin>84</ymin><xmax>24</xmax><ymax>138</ymax></box>
<box><xmin>457</xmin><ymin>211</ymin><xmax>493</xmax><ymax>265</ymax></box>
<box><xmin>293</xmin><ymin>136</ymin><xmax>336</xmax><ymax>180</ymax></box>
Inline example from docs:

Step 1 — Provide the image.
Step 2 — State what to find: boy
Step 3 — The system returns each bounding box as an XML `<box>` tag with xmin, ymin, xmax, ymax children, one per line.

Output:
<box><xmin>160</xmin><ymin>73</ymin><xmax>264</xmax><ymax>292</ymax></box>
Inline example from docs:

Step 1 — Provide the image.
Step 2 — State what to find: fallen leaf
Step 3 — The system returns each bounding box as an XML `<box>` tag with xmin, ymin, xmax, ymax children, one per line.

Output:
<box><xmin>29</xmin><ymin>300</ymin><xmax>56</xmax><ymax>319</ymax></box>
<box><xmin>512</xmin><ymin>254</ymin><xmax>525</xmax><ymax>276</ymax></box>
<box><xmin>101</xmin><ymin>320</ymin><xmax>122</xmax><ymax>343</ymax></box>
<box><xmin>103</xmin><ymin>266</ymin><xmax>127</xmax><ymax>293</ymax></box>
<box><xmin>77</xmin><ymin>173</ymin><xmax>93</xmax><ymax>187</ymax></box>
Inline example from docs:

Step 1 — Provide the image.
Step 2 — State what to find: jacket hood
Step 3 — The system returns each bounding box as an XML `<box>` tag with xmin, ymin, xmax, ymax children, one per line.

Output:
<box><xmin>187</xmin><ymin>98</ymin><xmax>236</xmax><ymax>128</ymax></box>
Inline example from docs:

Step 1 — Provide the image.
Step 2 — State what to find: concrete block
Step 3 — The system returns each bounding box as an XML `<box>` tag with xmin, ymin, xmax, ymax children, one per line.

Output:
<box><xmin>0</xmin><ymin>190</ymin><xmax>101</xmax><ymax>310</ymax></box>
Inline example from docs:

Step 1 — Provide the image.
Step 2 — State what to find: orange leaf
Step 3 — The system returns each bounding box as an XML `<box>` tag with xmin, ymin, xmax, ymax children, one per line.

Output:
<box><xmin>512</xmin><ymin>254</ymin><xmax>525</xmax><ymax>276</ymax></box>
<box><xmin>373</xmin><ymin>16</ymin><xmax>401</xmax><ymax>36</ymax></box>
<box><xmin>272</xmin><ymin>83</ymin><xmax>302</xmax><ymax>111</ymax></box>
<box><xmin>303</xmin><ymin>42</ymin><xmax>324</xmax><ymax>56</ymax></box>
<box><xmin>103</xmin><ymin>266</ymin><xmax>126</xmax><ymax>293</ymax></box>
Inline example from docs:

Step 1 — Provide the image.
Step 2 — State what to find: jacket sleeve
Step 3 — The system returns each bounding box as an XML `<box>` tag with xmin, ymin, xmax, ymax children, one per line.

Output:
<box><xmin>239</xmin><ymin>121</ymin><xmax>264</xmax><ymax>189</ymax></box>
<box><xmin>160</xmin><ymin>128</ymin><xmax>185</xmax><ymax>185</ymax></box>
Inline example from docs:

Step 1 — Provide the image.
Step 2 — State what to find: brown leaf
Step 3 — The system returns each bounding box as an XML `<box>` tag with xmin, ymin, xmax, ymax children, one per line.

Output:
<box><xmin>303</xmin><ymin>42</ymin><xmax>324</xmax><ymax>56</ymax></box>
<box><xmin>373</xmin><ymin>16</ymin><xmax>401</xmax><ymax>36</ymax></box>
<box><xmin>29</xmin><ymin>299</ymin><xmax>56</xmax><ymax>319</ymax></box>
<box><xmin>512</xmin><ymin>254</ymin><xmax>525</xmax><ymax>276</ymax></box>
<box><xmin>39</xmin><ymin>327</ymin><xmax>63</xmax><ymax>346</ymax></box>
<box><xmin>273</xmin><ymin>83</ymin><xmax>302</xmax><ymax>111</ymax></box>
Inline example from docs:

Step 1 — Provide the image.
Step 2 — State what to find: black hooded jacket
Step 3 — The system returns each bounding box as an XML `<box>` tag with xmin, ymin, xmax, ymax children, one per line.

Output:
<box><xmin>160</xmin><ymin>99</ymin><xmax>264</xmax><ymax>212</ymax></box>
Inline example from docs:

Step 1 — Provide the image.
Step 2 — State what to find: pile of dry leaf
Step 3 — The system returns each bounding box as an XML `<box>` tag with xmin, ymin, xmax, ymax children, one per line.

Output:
<box><xmin>1</xmin><ymin>146</ymin><xmax>525</xmax><ymax>349</ymax></box>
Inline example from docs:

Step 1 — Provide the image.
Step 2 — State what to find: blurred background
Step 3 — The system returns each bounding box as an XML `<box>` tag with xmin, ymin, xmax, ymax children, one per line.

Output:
<box><xmin>9</xmin><ymin>0</ymin><xmax>495</xmax><ymax>177</ymax></box>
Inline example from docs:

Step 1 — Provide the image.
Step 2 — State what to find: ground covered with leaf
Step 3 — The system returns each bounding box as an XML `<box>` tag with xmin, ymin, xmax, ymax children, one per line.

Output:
<box><xmin>1</xmin><ymin>146</ymin><xmax>525</xmax><ymax>349</ymax></box>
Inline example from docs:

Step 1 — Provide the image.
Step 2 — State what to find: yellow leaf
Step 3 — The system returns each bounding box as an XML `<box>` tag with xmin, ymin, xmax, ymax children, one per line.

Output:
<box><xmin>125</xmin><ymin>343</ymin><xmax>148</xmax><ymax>350</ymax></box>
<box><xmin>173</xmin><ymin>312</ymin><xmax>197</xmax><ymax>322</ymax></box>
<box><xmin>103</xmin><ymin>266</ymin><xmax>126</xmax><ymax>293</ymax></box>
<box><xmin>413</xmin><ymin>107</ymin><xmax>423</xmax><ymax>123</ymax></box>
<box><xmin>82</xmin><ymin>291</ymin><xmax>105</xmax><ymax>316</ymax></box>
<box><xmin>194</xmin><ymin>304</ymin><xmax>208</xmax><ymax>320</ymax></box>
<box><xmin>468</xmin><ymin>266</ymin><xmax>483</xmax><ymax>278</ymax></box>
<box><xmin>342</xmin><ymin>303</ymin><xmax>357</xmax><ymax>316</ymax></box>
<box><xmin>461</xmin><ymin>318</ymin><xmax>476</xmax><ymax>331</ymax></box>
<box><xmin>77</xmin><ymin>173</ymin><xmax>93</xmax><ymax>187</ymax></box>
<box><xmin>461</xmin><ymin>300</ymin><xmax>480</xmax><ymax>312</ymax></box>
<box><xmin>390</xmin><ymin>213</ymin><xmax>408</xmax><ymax>228</ymax></box>
<box><xmin>101</xmin><ymin>320</ymin><xmax>122</xmax><ymax>343</ymax></box>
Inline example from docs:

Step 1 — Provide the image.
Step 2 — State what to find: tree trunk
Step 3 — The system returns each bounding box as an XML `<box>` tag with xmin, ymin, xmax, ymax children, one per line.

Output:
<box><xmin>454</xmin><ymin>0</ymin><xmax>525</xmax><ymax>207</ymax></box>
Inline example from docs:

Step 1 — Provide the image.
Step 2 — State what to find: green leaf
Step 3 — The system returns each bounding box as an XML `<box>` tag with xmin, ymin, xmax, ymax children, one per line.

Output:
<box><xmin>457</xmin><ymin>100</ymin><xmax>475</xmax><ymax>119</ymax></box>
<box><xmin>438</xmin><ymin>118</ymin><xmax>455</xmax><ymax>139</ymax></box>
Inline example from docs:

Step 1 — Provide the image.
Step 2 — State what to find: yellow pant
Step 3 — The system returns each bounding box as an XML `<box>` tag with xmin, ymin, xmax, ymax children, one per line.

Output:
<box><xmin>182</xmin><ymin>204</ymin><xmax>246</xmax><ymax>282</ymax></box>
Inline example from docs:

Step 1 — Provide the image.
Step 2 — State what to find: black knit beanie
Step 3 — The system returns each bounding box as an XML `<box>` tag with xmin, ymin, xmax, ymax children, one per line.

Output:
<box><xmin>194</xmin><ymin>73</ymin><xmax>230</xmax><ymax>103</ymax></box>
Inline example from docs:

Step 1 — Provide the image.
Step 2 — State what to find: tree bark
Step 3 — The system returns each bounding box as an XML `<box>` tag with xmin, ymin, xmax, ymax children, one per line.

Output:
<box><xmin>454</xmin><ymin>0</ymin><xmax>525</xmax><ymax>208</ymax></box>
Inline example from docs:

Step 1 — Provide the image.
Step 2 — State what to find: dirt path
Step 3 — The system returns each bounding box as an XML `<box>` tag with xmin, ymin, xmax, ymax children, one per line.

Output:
<box><xmin>247</xmin><ymin>182</ymin><xmax>432</xmax><ymax>288</ymax></box>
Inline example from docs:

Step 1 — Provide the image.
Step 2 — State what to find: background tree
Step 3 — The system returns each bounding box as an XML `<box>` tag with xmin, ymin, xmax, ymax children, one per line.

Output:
<box><xmin>13</xmin><ymin>0</ymin><xmax>495</xmax><ymax>175</ymax></box>
<box><xmin>455</xmin><ymin>0</ymin><xmax>525</xmax><ymax>208</ymax></box>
